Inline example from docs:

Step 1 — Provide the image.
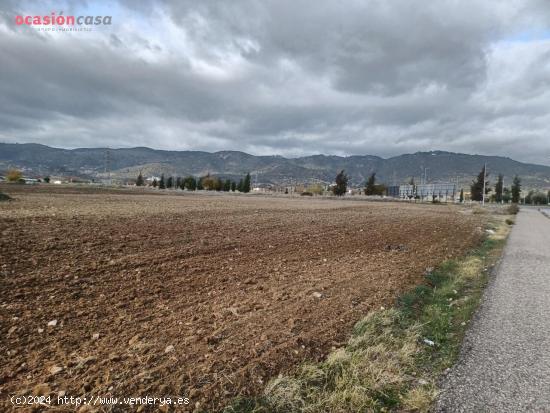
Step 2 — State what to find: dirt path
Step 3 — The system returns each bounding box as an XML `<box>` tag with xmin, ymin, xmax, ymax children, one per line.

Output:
<box><xmin>437</xmin><ymin>208</ymin><xmax>550</xmax><ymax>412</ymax></box>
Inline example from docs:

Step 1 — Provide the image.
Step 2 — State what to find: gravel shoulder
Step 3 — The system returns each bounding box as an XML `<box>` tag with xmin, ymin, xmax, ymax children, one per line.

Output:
<box><xmin>437</xmin><ymin>208</ymin><xmax>550</xmax><ymax>412</ymax></box>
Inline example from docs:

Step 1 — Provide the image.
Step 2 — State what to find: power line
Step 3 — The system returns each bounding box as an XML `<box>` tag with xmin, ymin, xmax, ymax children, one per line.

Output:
<box><xmin>104</xmin><ymin>149</ymin><xmax>111</xmax><ymax>186</ymax></box>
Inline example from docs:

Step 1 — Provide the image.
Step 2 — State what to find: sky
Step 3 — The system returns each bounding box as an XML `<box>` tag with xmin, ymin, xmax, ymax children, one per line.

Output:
<box><xmin>1</xmin><ymin>1</ymin><xmax>550</xmax><ymax>165</ymax></box>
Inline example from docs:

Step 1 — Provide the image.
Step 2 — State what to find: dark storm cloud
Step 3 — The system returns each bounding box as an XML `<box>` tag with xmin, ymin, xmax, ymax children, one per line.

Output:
<box><xmin>1</xmin><ymin>0</ymin><xmax>550</xmax><ymax>164</ymax></box>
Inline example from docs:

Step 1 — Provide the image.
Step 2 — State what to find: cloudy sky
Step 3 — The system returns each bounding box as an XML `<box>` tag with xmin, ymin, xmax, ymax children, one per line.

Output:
<box><xmin>1</xmin><ymin>0</ymin><xmax>550</xmax><ymax>164</ymax></box>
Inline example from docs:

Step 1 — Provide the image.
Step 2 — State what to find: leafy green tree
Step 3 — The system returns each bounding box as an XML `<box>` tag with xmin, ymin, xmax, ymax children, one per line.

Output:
<box><xmin>215</xmin><ymin>177</ymin><xmax>223</xmax><ymax>191</ymax></box>
<box><xmin>332</xmin><ymin>170</ymin><xmax>348</xmax><ymax>196</ymax></box>
<box><xmin>176</xmin><ymin>177</ymin><xmax>182</xmax><ymax>189</ymax></box>
<box><xmin>511</xmin><ymin>175</ymin><xmax>521</xmax><ymax>203</ymax></box>
<box><xmin>364</xmin><ymin>172</ymin><xmax>377</xmax><ymax>195</ymax></box>
<box><xmin>495</xmin><ymin>174</ymin><xmax>504</xmax><ymax>203</ymax></box>
<box><xmin>152</xmin><ymin>179</ymin><xmax>158</xmax><ymax>188</ymax></box>
<box><xmin>231</xmin><ymin>181</ymin><xmax>237</xmax><ymax>192</ymax></box>
<box><xmin>527</xmin><ymin>191</ymin><xmax>547</xmax><ymax>205</ymax></box>
<box><xmin>201</xmin><ymin>174</ymin><xmax>220</xmax><ymax>191</ymax></box>
<box><xmin>183</xmin><ymin>176</ymin><xmax>197</xmax><ymax>190</ymax></box>
<box><xmin>525</xmin><ymin>190</ymin><xmax>534</xmax><ymax>205</ymax></box>
<box><xmin>159</xmin><ymin>174</ymin><xmax>166</xmax><ymax>189</ymax></box>
<box><xmin>136</xmin><ymin>171</ymin><xmax>144</xmax><ymax>186</ymax></box>
<box><xmin>503</xmin><ymin>187</ymin><xmax>511</xmax><ymax>203</ymax></box>
<box><xmin>167</xmin><ymin>176</ymin><xmax>174</xmax><ymax>189</ymax></box>
<box><xmin>242</xmin><ymin>173</ymin><xmax>251</xmax><ymax>193</ymax></box>
<box><xmin>44</xmin><ymin>176</ymin><xmax>51</xmax><ymax>184</ymax></box>
<box><xmin>237</xmin><ymin>179</ymin><xmax>244</xmax><ymax>192</ymax></box>
<box><xmin>197</xmin><ymin>177</ymin><xmax>204</xmax><ymax>190</ymax></box>
<box><xmin>459</xmin><ymin>188</ymin><xmax>464</xmax><ymax>203</ymax></box>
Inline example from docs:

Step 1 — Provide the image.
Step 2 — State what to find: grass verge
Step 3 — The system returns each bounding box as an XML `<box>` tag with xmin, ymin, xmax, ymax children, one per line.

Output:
<box><xmin>224</xmin><ymin>217</ymin><xmax>510</xmax><ymax>413</ymax></box>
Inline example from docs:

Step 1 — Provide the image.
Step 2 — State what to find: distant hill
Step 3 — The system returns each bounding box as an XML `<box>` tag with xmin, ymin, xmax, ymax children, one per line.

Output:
<box><xmin>1</xmin><ymin>143</ymin><xmax>549</xmax><ymax>189</ymax></box>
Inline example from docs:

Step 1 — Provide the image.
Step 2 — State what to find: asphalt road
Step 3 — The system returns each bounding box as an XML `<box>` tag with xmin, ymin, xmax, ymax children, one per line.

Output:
<box><xmin>437</xmin><ymin>208</ymin><xmax>550</xmax><ymax>412</ymax></box>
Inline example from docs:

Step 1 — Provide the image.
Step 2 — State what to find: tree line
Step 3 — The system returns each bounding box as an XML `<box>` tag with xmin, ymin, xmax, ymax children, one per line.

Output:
<box><xmin>470</xmin><ymin>166</ymin><xmax>524</xmax><ymax>204</ymax></box>
<box><xmin>331</xmin><ymin>170</ymin><xmax>387</xmax><ymax>196</ymax></box>
<box><xmin>136</xmin><ymin>171</ymin><xmax>252</xmax><ymax>193</ymax></box>
<box><xmin>332</xmin><ymin>166</ymin><xmax>549</xmax><ymax>205</ymax></box>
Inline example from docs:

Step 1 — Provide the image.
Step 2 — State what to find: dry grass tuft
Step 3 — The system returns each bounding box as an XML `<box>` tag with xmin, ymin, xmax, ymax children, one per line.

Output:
<box><xmin>401</xmin><ymin>385</ymin><xmax>438</xmax><ymax>412</ymax></box>
<box><xmin>262</xmin><ymin>309</ymin><xmax>421</xmax><ymax>412</ymax></box>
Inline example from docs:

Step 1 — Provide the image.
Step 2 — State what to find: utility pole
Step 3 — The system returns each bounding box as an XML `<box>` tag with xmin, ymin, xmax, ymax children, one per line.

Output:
<box><xmin>482</xmin><ymin>163</ymin><xmax>487</xmax><ymax>206</ymax></box>
<box><xmin>104</xmin><ymin>149</ymin><xmax>111</xmax><ymax>186</ymax></box>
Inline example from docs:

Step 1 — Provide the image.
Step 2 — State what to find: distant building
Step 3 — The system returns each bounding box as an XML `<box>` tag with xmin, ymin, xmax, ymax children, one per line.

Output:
<box><xmin>416</xmin><ymin>183</ymin><xmax>456</xmax><ymax>200</ymax></box>
<box><xmin>386</xmin><ymin>185</ymin><xmax>400</xmax><ymax>197</ymax></box>
<box><xmin>395</xmin><ymin>183</ymin><xmax>457</xmax><ymax>201</ymax></box>
<box><xmin>399</xmin><ymin>184</ymin><xmax>416</xmax><ymax>199</ymax></box>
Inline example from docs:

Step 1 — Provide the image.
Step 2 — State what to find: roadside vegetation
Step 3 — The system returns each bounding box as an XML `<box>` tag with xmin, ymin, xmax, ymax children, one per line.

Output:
<box><xmin>225</xmin><ymin>217</ymin><xmax>510</xmax><ymax>413</ymax></box>
<box><xmin>0</xmin><ymin>190</ymin><xmax>12</xmax><ymax>201</ymax></box>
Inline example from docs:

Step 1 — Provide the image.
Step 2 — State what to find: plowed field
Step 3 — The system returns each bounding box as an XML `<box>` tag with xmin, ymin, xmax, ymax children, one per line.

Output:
<box><xmin>0</xmin><ymin>187</ymin><xmax>484</xmax><ymax>411</ymax></box>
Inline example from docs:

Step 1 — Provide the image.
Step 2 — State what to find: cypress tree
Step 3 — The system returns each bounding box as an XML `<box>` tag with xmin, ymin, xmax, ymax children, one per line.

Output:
<box><xmin>243</xmin><ymin>173</ymin><xmax>251</xmax><ymax>193</ymax></box>
<box><xmin>223</xmin><ymin>179</ymin><xmax>231</xmax><ymax>191</ymax></box>
<box><xmin>511</xmin><ymin>175</ymin><xmax>521</xmax><ymax>203</ymax></box>
<box><xmin>159</xmin><ymin>174</ymin><xmax>166</xmax><ymax>189</ymax></box>
<box><xmin>495</xmin><ymin>174</ymin><xmax>504</xmax><ymax>203</ymax></box>
<box><xmin>136</xmin><ymin>171</ymin><xmax>144</xmax><ymax>186</ymax></box>
<box><xmin>183</xmin><ymin>176</ymin><xmax>197</xmax><ymax>191</ymax></box>
<box><xmin>332</xmin><ymin>170</ymin><xmax>348</xmax><ymax>196</ymax></box>
<box><xmin>214</xmin><ymin>177</ymin><xmax>223</xmax><ymax>191</ymax></box>
<box><xmin>364</xmin><ymin>172</ymin><xmax>377</xmax><ymax>195</ymax></box>
<box><xmin>470</xmin><ymin>165</ymin><xmax>489</xmax><ymax>202</ymax></box>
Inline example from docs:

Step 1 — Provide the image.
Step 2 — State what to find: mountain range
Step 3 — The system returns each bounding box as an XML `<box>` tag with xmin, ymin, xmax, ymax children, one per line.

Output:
<box><xmin>1</xmin><ymin>143</ymin><xmax>550</xmax><ymax>189</ymax></box>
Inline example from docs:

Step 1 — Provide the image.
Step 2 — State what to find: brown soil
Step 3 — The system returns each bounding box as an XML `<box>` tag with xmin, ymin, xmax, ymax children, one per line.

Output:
<box><xmin>0</xmin><ymin>187</ymin><xmax>484</xmax><ymax>412</ymax></box>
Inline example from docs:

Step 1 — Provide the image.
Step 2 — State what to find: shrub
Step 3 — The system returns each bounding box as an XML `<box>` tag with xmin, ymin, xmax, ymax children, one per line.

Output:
<box><xmin>306</xmin><ymin>184</ymin><xmax>324</xmax><ymax>195</ymax></box>
<box><xmin>6</xmin><ymin>169</ymin><xmax>23</xmax><ymax>182</ymax></box>
<box><xmin>0</xmin><ymin>191</ymin><xmax>12</xmax><ymax>202</ymax></box>
<box><xmin>507</xmin><ymin>204</ymin><xmax>519</xmax><ymax>215</ymax></box>
<box><xmin>505</xmin><ymin>218</ymin><xmax>515</xmax><ymax>226</ymax></box>
<box><xmin>300</xmin><ymin>191</ymin><xmax>313</xmax><ymax>196</ymax></box>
